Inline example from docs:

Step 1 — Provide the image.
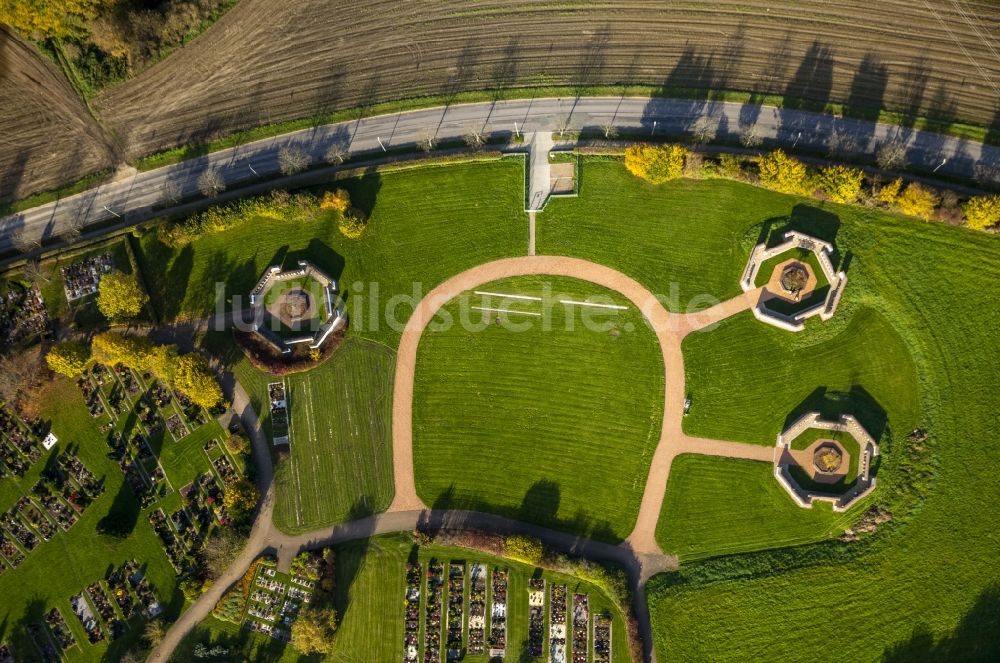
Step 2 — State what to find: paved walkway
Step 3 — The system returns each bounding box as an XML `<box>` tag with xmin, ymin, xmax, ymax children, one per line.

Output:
<box><xmin>150</xmin><ymin>256</ymin><xmax>778</xmax><ymax>663</ymax></box>
<box><xmin>526</xmin><ymin>131</ymin><xmax>554</xmax><ymax>211</ymax></box>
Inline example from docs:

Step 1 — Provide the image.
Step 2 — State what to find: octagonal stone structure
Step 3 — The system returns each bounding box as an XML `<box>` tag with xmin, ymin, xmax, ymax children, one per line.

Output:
<box><xmin>249</xmin><ymin>260</ymin><xmax>345</xmax><ymax>354</ymax></box>
<box><xmin>740</xmin><ymin>230</ymin><xmax>847</xmax><ymax>332</ymax></box>
<box><xmin>773</xmin><ymin>412</ymin><xmax>880</xmax><ymax>512</ymax></box>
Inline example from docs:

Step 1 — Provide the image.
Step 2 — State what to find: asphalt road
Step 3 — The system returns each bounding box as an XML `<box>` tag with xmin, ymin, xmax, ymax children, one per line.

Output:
<box><xmin>3</xmin><ymin>96</ymin><xmax>999</xmax><ymax>255</ymax></box>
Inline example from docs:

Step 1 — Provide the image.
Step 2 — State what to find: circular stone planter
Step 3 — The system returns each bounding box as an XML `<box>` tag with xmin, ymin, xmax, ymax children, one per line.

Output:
<box><xmin>813</xmin><ymin>442</ymin><xmax>844</xmax><ymax>474</ymax></box>
<box><xmin>780</xmin><ymin>262</ymin><xmax>810</xmax><ymax>294</ymax></box>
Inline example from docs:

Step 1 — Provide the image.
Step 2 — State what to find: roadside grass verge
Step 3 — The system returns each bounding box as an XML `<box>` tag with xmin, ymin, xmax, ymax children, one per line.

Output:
<box><xmin>412</xmin><ymin>275</ymin><xmax>664</xmax><ymax>543</ymax></box>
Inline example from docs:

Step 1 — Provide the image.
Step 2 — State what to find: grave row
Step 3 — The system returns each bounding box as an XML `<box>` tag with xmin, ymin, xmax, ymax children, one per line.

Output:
<box><xmin>404</xmin><ymin>562</ymin><xmax>511</xmax><ymax>663</ymax></box>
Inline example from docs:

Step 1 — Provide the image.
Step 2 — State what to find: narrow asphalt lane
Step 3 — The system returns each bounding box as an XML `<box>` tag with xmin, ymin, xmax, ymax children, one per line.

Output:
<box><xmin>4</xmin><ymin>96</ymin><xmax>998</xmax><ymax>254</ymax></box>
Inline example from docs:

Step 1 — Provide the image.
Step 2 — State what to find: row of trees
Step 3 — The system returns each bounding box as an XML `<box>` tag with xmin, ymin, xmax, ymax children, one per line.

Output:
<box><xmin>45</xmin><ymin>332</ymin><xmax>224</xmax><ymax>409</ymax></box>
<box><xmin>623</xmin><ymin>142</ymin><xmax>1000</xmax><ymax>229</ymax></box>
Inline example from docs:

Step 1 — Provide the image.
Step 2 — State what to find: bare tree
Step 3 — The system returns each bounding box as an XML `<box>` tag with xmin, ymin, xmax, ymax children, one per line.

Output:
<box><xmin>691</xmin><ymin>117</ymin><xmax>717</xmax><ymax>145</ymax></box>
<box><xmin>0</xmin><ymin>350</ymin><xmax>46</xmax><ymax>410</ymax></box>
<box><xmin>58</xmin><ymin>216</ymin><xmax>84</xmax><ymax>244</ymax></box>
<box><xmin>973</xmin><ymin>163</ymin><xmax>1000</xmax><ymax>188</ymax></box>
<box><xmin>876</xmin><ymin>141</ymin><xmax>908</xmax><ymax>171</ymax></box>
<box><xmin>10</xmin><ymin>228</ymin><xmax>41</xmax><ymax>254</ymax></box>
<box><xmin>827</xmin><ymin>129</ymin><xmax>860</xmax><ymax>160</ymax></box>
<box><xmin>161</xmin><ymin>180</ymin><xmax>182</xmax><ymax>206</ymax></box>
<box><xmin>600</xmin><ymin>122</ymin><xmax>618</xmax><ymax>139</ymax></box>
<box><xmin>463</xmin><ymin>123</ymin><xmax>487</xmax><ymax>150</ymax></box>
<box><xmin>739</xmin><ymin>124</ymin><xmax>762</xmax><ymax>149</ymax></box>
<box><xmin>324</xmin><ymin>141</ymin><xmax>349</xmax><ymax>165</ymax></box>
<box><xmin>278</xmin><ymin>146</ymin><xmax>310</xmax><ymax>176</ymax></box>
<box><xmin>21</xmin><ymin>259</ymin><xmax>50</xmax><ymax>285</ymax></box>
<box><xmin>197</xmin><ymin>169</ymin><xmax>226</xmax><ymax>197</ymax></box>
<box><xmin>417</xmin><ymin>129</ymin><xmax>437</xmax><ymax>153</ymax></box>
<box><xmin>553</xmin><ymin>114</ymin><xmax>570</xmax><ymax>139</ymax></box>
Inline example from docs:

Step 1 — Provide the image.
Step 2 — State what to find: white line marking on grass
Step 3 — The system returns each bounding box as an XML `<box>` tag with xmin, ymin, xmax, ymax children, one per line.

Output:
<box><xmin>472</xmin><ymin>306</ymin><xmax>542</xmax><ymax>316</ymax></box>
<box><xmin>474</xmin><ymin>291</ymin><xmax>543</xmax><ymax>301</ymax></box>
<box><xmin>559</xmin><ymin>299</ymin><xmax>628</xmax><ymax>310</ymax></box>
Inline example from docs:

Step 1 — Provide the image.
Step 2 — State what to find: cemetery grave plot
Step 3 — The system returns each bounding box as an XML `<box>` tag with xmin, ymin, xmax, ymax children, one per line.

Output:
<box><xmin>242</xmin><ymin>563</ymin><xmax>315</xmax><ymax>641</ymax></box>
<box><xmin>267</xmin><ymin>382</ymin><xmax>290</xmax><ymax>445</ymax></box>
<box><xmin>44</xmin><ymin>608</ymin><xmax>76</xmax><ymax>652</ymax></box>
<box><xmin>105</xmin><ymin>430</ymin><xmax>171</xmax><ymax>509</ymax></box>
<box><xmin>446</xmin><ymin>562</ymin><xmax>466</xmax><ymax>660</ymax></box>
<box><xmin>70</xmin><ymin>559</ymin><xmax>165</xmax><ymax>647</ymax></box>
<box><xmin>468</xmin><ymin>563</ymin><xmax>487</xmax><ymax>655</ymax></box>
<box><xmin>0</xmin><ymin>529</ymin><xmax>25</xmax><ymax>568</ymax></box>
<box><xmin>87</xmin><ymin>581</ymin><xmax>128</xmax><ymax>641</ymax></box>
<box><xmin>0</xmin><ymin>407</ymin><xmax>44</xmax><ymax>470</ymax></box>
<box><xmin>490</xmin><ymin>568</ymin><xmax>508</xmax><ymax>658</ymax></box>
<box><xmin>550</xmin><ymin>584</ymin><xmax>568</xmax><ymax>663</ymax></box>
<box><xmin>202</xmin><ymin>437</ymin><xmax>244</xmax><ymax>492</ymax></box>
<box><xmin>150</xmin><ymin>470</ymin><xmax>229</xmax><ymax>573</ymax></box>
<box><xmin>594</xmin><ymin>613</ymin><xmax>612</xmax><ymax>663</ymax></box>
<box><xmin>61</xmin><ymin>253</ymin><xmax>113</xmax><ymax>302</ymax></box>
<box><xmin>69</xmin><ymin>592</ymin><xmax>104</xmax><ymax>644</ymax></box>
<box><xmin>403</xmin><ymin>562</ymin><xmax>421</xmax><ymax>663</ymax></box>
<box><xmin>425</xmin><ymin>560</ymin><xmax>444</xmax><ymax>662</ymax></box>
<box><xmin>529</xmin><ymin>578</ymin><xmax>546</xmax><ymax>657</ymax></box>
<box><xmin>0</xmin><ymin>282</ymin><xmax>48</xmax><ymax>345</ymax></box>
<box><xmin>572</xmin><ymin>594</ymin><xmax>589</xmax><ymax>663</ymax></box>
<box><xmin>0</xmin><ymin>450</ymin><xmax>102</xmax><ymax>568</ymax></box>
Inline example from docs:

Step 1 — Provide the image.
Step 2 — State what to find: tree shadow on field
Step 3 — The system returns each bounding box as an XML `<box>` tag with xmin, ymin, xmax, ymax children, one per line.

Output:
<box><xmin>331</xmin><ymin>498</ymin><xmax>376</xmax><ymax>626</ymax></box>
<box><xmin>338</xmin><ymin>168</ymin><xmax>381</xmax><ymax>220</ymax></box>
<box><xmin>882</xmin><ymin>584</ymin><xmax>1000</xmax><ymax>662</ymax></box>
<box><xmin>777</xmin><ymin>41</ymin><xmax>834</xmax><ymax>144</ymax></box>
<box><xmin>831</xmin><ymin>52</ymin><xmax>889</xmax><ymax>155</ymax></box>
<box><xmin>520</xmin><ymin>479</ymin><xmax>561</xmax><ymax>524</ymax></box>
<box><xmin>762</xmin><ymin>204</ymin><xmax>843</xmax><ymax>265</ymax></box>
<box><xmin>640</xmin><ymin>44</ymin><xmax>717</xmax><ymax>135</ymax></box>
<box><xmin>422</xmin><ymin>481</ymin><xmax>620</xmax><ymax>544</ymax></box>
<box><xmin>783</xmin><ymin>385</ymin><xmax>888</xmax><ymax>445</ymax></box>
<box><xmin>162</xmin><ymin>243</ymin><xmax>194</xmax><ymax>322</ymax></box>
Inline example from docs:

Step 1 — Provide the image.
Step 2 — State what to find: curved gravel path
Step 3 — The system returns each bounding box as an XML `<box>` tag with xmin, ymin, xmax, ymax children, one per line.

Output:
<box><xmin>150</xmin><ymin>256</ymin><xmax>778</xmax><ymax>663</ymax></box>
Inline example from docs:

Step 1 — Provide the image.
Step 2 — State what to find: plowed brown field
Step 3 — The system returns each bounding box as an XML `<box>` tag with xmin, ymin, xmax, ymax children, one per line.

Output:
<box><xmin>3</xmin><ymin>0</ymin><xmax>1000</xmax><ymax>202</ymax></box>
<box><xmin>0</xmin><ymin>27</ymin><xmax>116</xmax><ymax>203</ymax></box>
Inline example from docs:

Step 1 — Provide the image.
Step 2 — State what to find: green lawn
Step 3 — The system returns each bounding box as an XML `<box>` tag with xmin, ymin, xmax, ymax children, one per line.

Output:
<box><xmin>271</xmin><ymin>338</ymin><xmax>396</xmax><ymax>534</ymax></box>
<box><xmin>681</xmin><ymin>307</ymin><xmax>920</xmax><ymax>447</ymax></box>
<box><xmin>534</xmin><ymin>157</ymin><xmax>1000</xmax><ymax>659</ymax></box>
<box><xmin>136</xmin><ymin>159</ymin><xmax>526</xmax><ymax>348</ymax></box>
<box><xmin>412</xmin><ymin>276</ymin><xmax>664</xmax><ymax>543</ymax></box>
<box><xmin>170</xmin><ymin>533</ymin><xmax>633</xmax><ymax>663</ymax></box>
<box><xmin>655</xmin><ymin>455</ymin><xmax>846</xmax><ymax>561</ymax></box>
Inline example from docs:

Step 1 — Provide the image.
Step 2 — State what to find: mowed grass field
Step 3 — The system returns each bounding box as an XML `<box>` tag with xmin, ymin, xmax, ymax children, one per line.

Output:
<box><xmin>272</xmin><ymin>338</ymin><xmax>396</xmax><ymax>534</ymax></box>
<box><xmin>534</xmin><ymin>160</ymin><xmax>1000</xmax><ymax>660</ymax></box>
<box><xmin>137</xmin><ymin>159</ymin><xmax>525</xmax><ymax>348</ymax></box>
<box><xmin>0</xmin><ymin>377</ymin><xmax>219</xmax><ymax>662</ymax></box>
<box><xmin>170</xmin><ymin>533</ymin><xmax>632</xmax><ymax>663</ymax></box>
<box><xmin>682</xmin><ymin>306</ymin><xmax>920</xmax><ymax>446</ymax></box>
<box><xmin>655</xmin><ymin>455</ymin><xmax>846</xmax><ymax>561</ymax></box>
<box><xmin>413</xmin><ymin>275</ymin><xmax>664</xmax><ymax>543</ymax></box>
